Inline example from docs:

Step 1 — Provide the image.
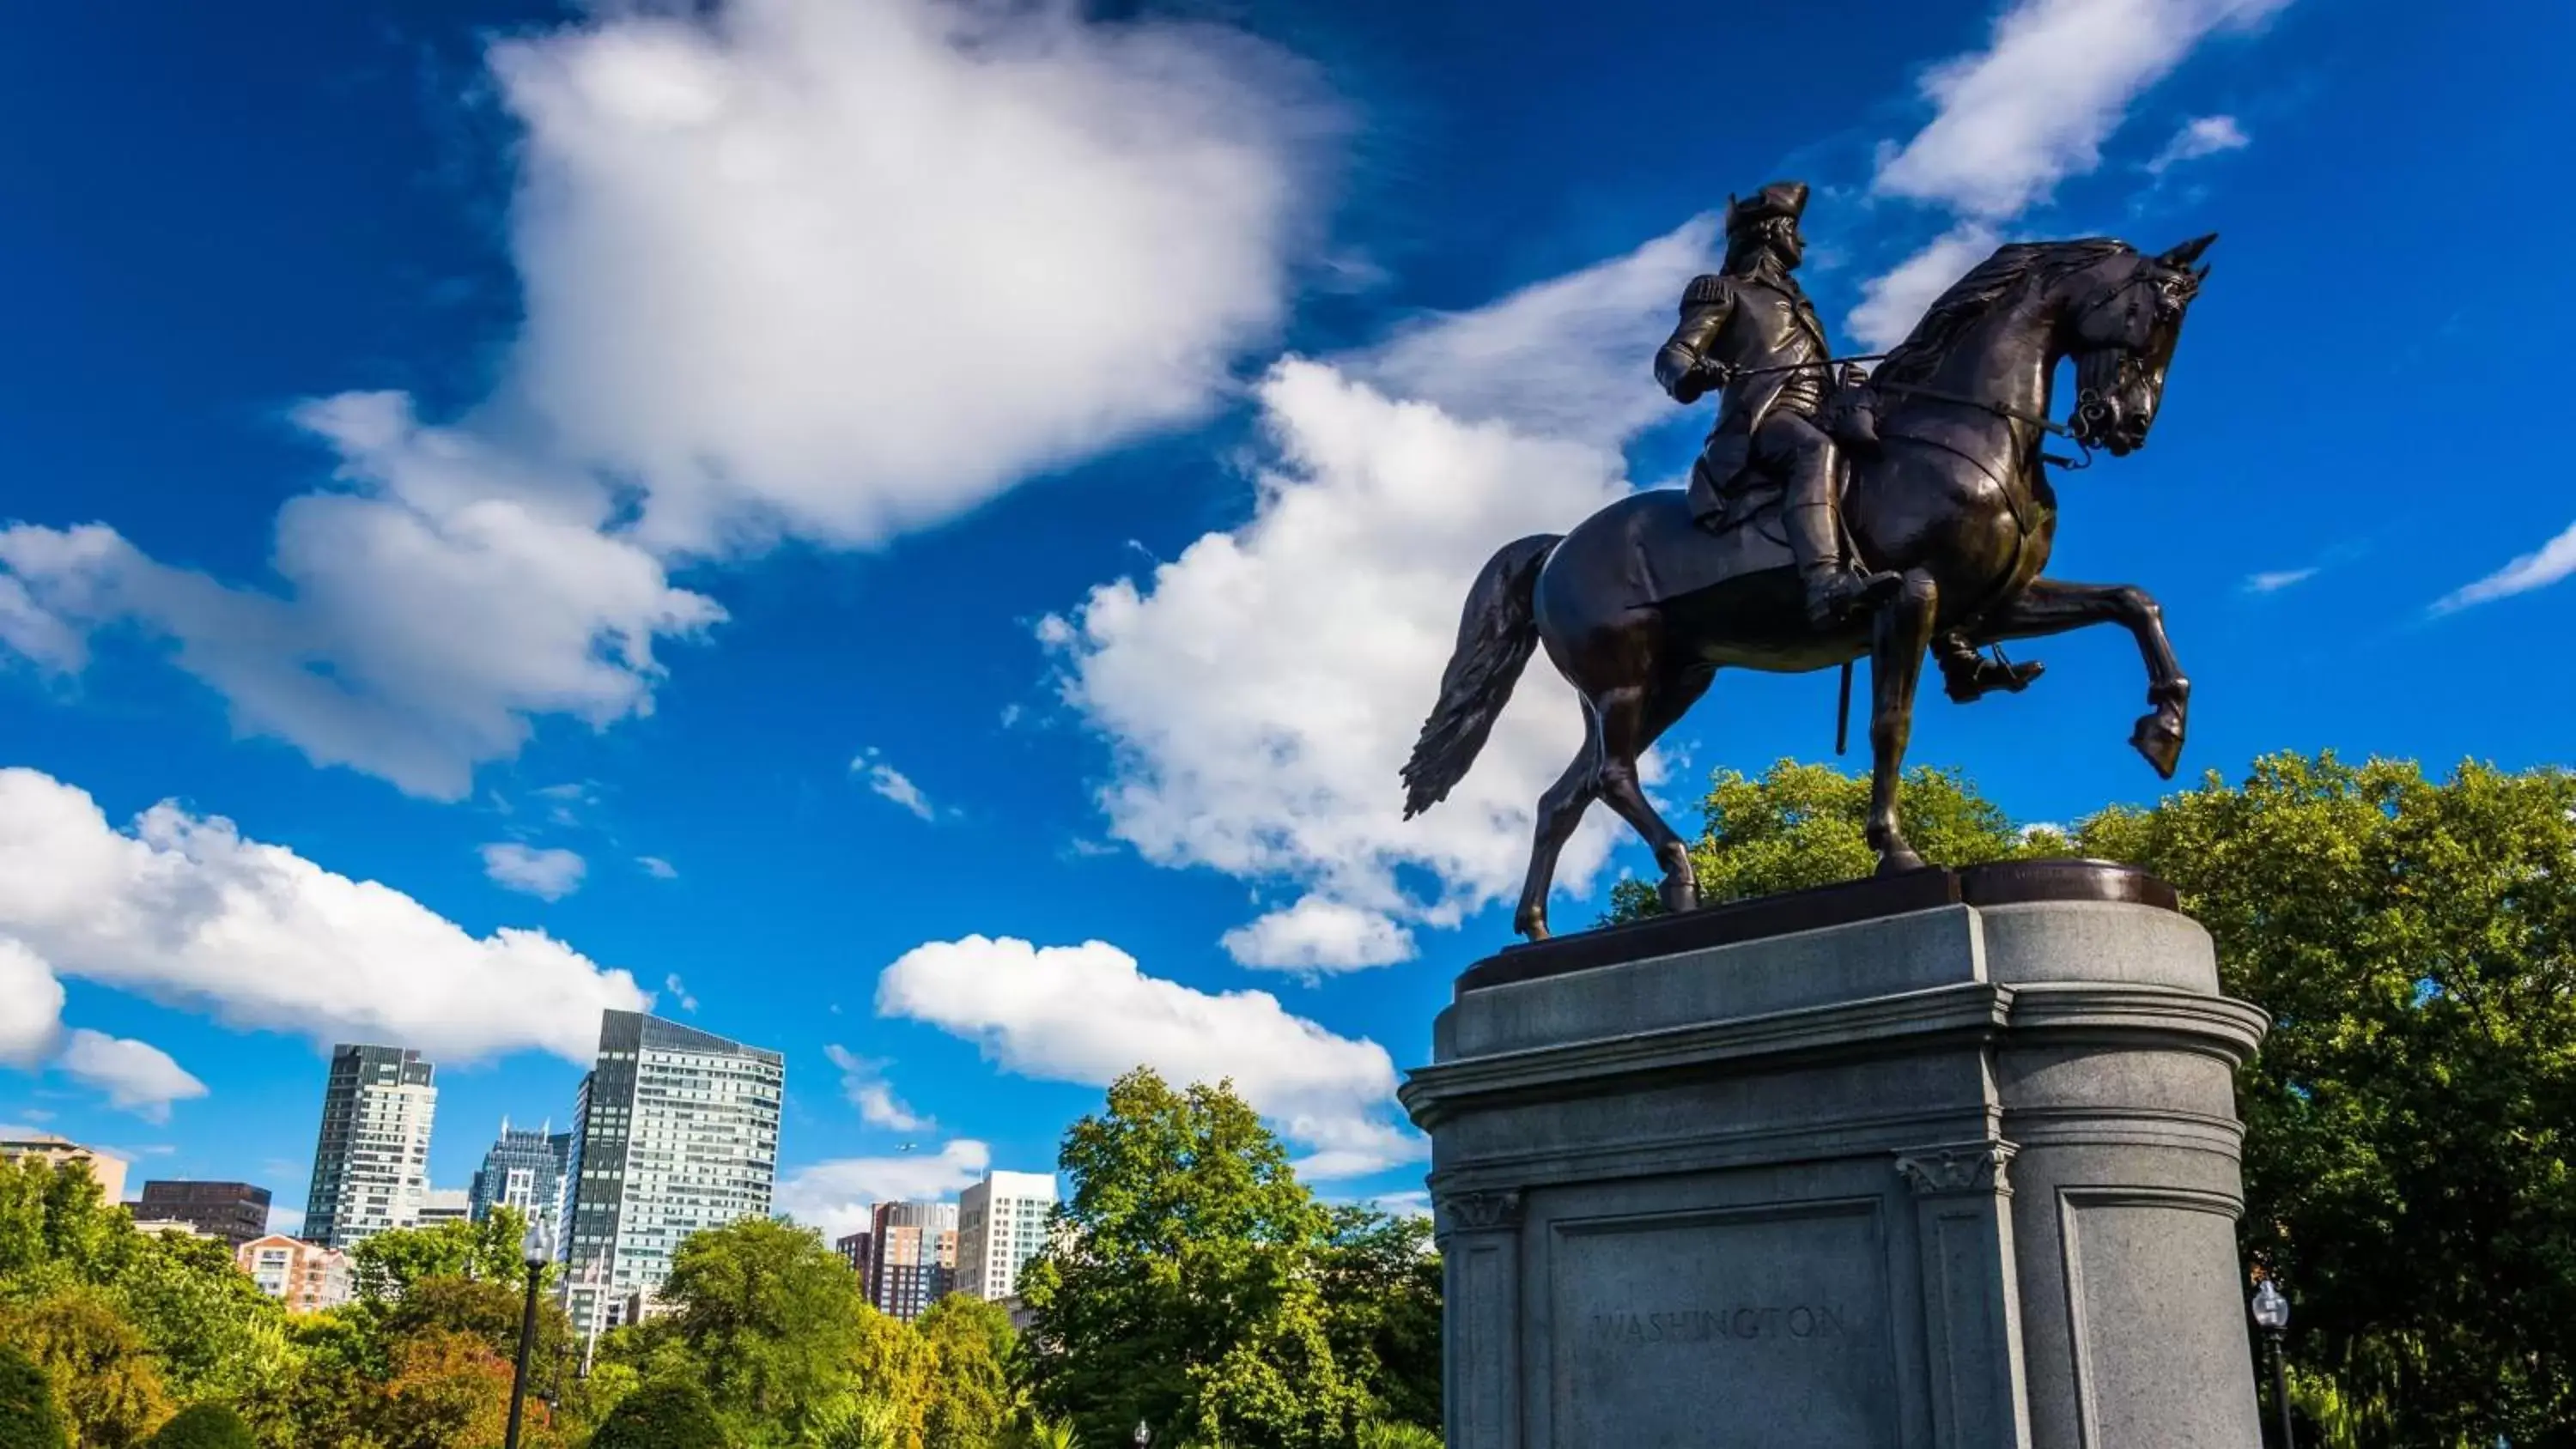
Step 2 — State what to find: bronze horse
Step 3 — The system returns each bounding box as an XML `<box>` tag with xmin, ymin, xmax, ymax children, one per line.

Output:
<box><xmin>1401</xmin><ymin>234</ymin><xmax>2215</xmax><ymax>938</ymax></box>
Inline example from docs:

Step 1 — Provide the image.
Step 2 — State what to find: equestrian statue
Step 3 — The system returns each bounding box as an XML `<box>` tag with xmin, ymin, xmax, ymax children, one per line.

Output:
<box><xmin>1400</xmin><ymin>180</ymin><xmax>2214</xmax><ymax>939</ymax></box>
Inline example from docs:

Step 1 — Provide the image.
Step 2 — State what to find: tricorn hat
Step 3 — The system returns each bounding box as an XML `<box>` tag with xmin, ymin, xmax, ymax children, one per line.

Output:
<box><xmin>1725</xmin><ymin>180</ymin><xmax>1810</xmax><ymax>236</ymax></box>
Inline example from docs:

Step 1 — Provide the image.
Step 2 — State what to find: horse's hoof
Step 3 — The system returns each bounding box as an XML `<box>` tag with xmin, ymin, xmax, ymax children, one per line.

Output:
<box><xmin>2130</xmin><ymin>713</ymin><xmax>2184</xmax><ymax>779</ymax></box>
<box><xmin>1658</xmin><ymin>875</ymin><xmax>1700</xmax><ymax>914</ymax></box>
<box><xmin>1876</xmin><ymin>846</ymin><xmax>1928</xmax><ymax>876</ymax></box>
<box><xmin>1516</xmin><ymin>911</ymin><xmax>1551</xmax><ymax>942</ymax></box>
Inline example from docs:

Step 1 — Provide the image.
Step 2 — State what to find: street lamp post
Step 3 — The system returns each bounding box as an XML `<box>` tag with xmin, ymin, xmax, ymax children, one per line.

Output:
<box><xmin>1133</xmin><ymin>1422</ymin><xmax>1151</xmax><ymax>1449</ymax></box>
<box><xmin>505</xmin><ymin>1219</ymin><xmax>554</xmax><ymax>1449</ymax></box>
<box><xmin>2251</xmin><ymin>1277</ymin><xmax>2295</xmax><ymax>1449</ymax></box>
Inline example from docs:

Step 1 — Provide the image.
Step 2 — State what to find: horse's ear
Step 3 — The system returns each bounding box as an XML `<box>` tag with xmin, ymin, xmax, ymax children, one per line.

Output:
<box><xmin>2160</xmin><ymin>233</ymin><xmax>2218</xmax><ymax>267</ymax></box>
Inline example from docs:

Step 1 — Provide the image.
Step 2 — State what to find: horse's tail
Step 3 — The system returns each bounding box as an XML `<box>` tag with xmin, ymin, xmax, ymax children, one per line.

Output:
<box><xmin>1401</xmin><ymin>533</ymin><xmax>1560</xmax><ymax>819</ymax></box>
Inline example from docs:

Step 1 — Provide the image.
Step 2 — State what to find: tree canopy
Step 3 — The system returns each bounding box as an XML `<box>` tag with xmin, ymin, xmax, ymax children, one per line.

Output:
<box><xmin>1018</xmin><ymin>1068</ymin><xmax>1437</xmax><ymax>1449</ymax></box>
<box><xmin>1615</xmin><ymin>752</ymin><xmax>2576</xmax><ymax>1446</ymax></box>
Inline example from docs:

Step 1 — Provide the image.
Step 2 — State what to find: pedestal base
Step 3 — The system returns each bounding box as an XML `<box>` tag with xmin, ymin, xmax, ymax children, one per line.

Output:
<box><xmin>1400</xmin><ymin>862</ymin><xmax>2268</xmax><ymax>1449</ymax></box>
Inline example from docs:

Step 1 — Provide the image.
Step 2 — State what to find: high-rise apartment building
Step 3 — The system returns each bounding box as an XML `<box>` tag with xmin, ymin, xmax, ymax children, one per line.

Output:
<box><xmin>557</xmin><ymin>1011</ymin><xmax>783</xmax><ymax>1333</ymax></box>
<box><xmin>302</xmin><ymin>1046</ymin><xmax>437</xmax><ymax>1250</ymax></box>
<box><xmin>866</xmin><ymin>1201</ymin><xmax>958</xmax><ymax>1321</ymax></box>
<box><xmin>469</xmin><ymin>1121</ymin><xmax>573</xmax><ymax>1228</ymax></box>
<box><xmin>955</xmin><ymin>1170</ymin><xmax>1059</xmax><ymax>1302</ymax></box>
<box><xmin>135</xmin><ymin>1180</ymin><xmax>272</xmax><ymax>1249</ymax></box>
<box><xmin>414</xmin><ymin>1188</ymin><xmax>471</xmax><ymax>1226</ymax></box>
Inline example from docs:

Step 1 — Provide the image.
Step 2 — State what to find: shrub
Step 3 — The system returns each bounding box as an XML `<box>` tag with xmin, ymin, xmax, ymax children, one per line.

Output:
<box><xmin>145</xmin><ymin>1403</ymin><xmax>257</xmax><ymax>1449</ymax></box>
<box><xmin>0</xmin><ymin>1343</ymin><xmax>70</xmax><ymax>1449</ymax></box>
<box><xmin>1357</xmin><ymin>1422</ymin><xmax>1442</xmax><ymax>1449</ymax></box>
<box><xmin>588</xmin><ymin>1379</ymin><xmax>729</xmax><ymax>1449</ymax></box>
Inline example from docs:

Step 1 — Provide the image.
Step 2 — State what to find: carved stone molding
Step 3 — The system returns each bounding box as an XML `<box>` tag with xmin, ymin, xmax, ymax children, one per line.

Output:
<box><xmin>1894</xmin><ymin>1140</ymin><xmax>2018</xmax><ymax>1197</ymax></box>
<box><xmin>1437</xmin><ymin>1189</ymin><xmax>1524</xmax><ymax>1234</ymax></box>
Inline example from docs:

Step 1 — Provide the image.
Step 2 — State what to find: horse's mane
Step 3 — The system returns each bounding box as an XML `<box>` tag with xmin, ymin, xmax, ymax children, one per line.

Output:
<box><xmin>1874</xmin><ymin>238</ymin><xmax>2133</xmax><ymax>386</ymax></box>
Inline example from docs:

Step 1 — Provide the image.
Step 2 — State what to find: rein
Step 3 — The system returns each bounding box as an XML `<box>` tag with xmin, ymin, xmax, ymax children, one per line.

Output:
<box><xmin>1704</xmin><ymin>352</ymin><xmax>2100</xmax><ymax>470</ymax></box>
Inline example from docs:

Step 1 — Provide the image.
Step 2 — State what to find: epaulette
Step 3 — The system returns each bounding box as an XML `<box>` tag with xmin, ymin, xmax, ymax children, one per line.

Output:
<box><xmin>1680</xmin><ymin>273</ymin><xmax>1732</xmax><ymax>308</ymax></box>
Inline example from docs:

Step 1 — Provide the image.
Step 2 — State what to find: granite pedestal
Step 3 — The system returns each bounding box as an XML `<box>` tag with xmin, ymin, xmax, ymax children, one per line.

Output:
<box><xmin>1398</xmin><ymin>861</ymin><xmax>2269</xmax><ymax>1449</ymax></box>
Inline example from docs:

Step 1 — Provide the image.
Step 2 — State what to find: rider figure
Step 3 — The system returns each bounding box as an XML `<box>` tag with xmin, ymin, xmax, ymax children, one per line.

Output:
<box><xmin>1656</xmin><ymin>181</ymin><xmax>1900</xmax><ymax>627</ymax></box>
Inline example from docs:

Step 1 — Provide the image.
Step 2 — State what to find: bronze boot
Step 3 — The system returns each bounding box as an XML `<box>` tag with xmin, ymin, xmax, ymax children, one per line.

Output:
<box><xmin>1787</xmin><ymin>500</ymin><xmax>1899</xmax><ymax>627</ymax></box>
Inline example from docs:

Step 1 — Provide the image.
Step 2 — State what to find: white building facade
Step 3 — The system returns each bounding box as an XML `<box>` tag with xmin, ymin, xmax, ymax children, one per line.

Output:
<box><xmin>557</xmin><ymin>1011</ymin><xmax>783</xmax><ymax>1334</ymax></box>
<box><xmin>302</xmin><ymin>1045</ymin><xmax>436</xmax><ymax>1250</ymax></box>
<box><xmin>955</xmin><ymin>1169</ymin><xmax>1060</xmax><ymax>1302</ymax></box>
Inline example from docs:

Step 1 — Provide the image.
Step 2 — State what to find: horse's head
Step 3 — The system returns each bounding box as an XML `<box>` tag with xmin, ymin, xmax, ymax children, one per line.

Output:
<box><xmin>2064</xmin><ymin>235</ymin><xmax>2214</xmax><ymax>456</ymax></box>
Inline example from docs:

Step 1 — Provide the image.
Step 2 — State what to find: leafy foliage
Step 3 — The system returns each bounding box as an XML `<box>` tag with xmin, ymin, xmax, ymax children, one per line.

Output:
<box><xmin>1623</xmin><ymin>752</ymin><xmax>2576</xmax><ymax>1447</ymax></box>
<box><xmin>1019</xmin><ymin>1068</ymin><xmax>1421</xmax><ymax>1449</ymax></box>
<box><xmin>587</xmin><ymin>1379</ymin><xmax>730</xmax><ymax>1449</ymax></box>
<box><xmin>0</xmin><ymin>1286</ymin><xmax>172</xmax><ymax>1447</ymax></box>
<box><xmin>915</xmin><ymin>1294</ymin><xmax>1016</xmax><ymax>1449</ymax></box>
<box><xmin>1354</xmin><ymin>1422</ymin><xmax>1443</xmax><ymax>1449</ymax></box>
<box><xmin>143</xmin><ymin>1403</ymin><xmax>257</xmax><ymax>1449</ymax></box>
<box><xmin>0</xmin><ymin>1342</ymin><xmax>69</xmax><ymax>1449</ymax></box>
<box><xmin>349</xmin><ymin>1206</ymin><xmax>539</xmax><ymax>1302</ymax></box>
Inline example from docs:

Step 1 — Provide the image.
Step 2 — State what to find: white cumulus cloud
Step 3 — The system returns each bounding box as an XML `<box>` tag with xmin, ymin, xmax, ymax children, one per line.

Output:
<box><xmin>0</xmin><ymin>940</ymin><xmax>66</xmax><ymax>1068</ymax></box>
<box><xmin>0</xmin><ymin>0</ymin><xmax>1324</xmax><ymax>798</ymax></box>
<box><xmin>54</xmin><ymin>1030</ymin><xmax>207</xmax><ymax>1124</ymax></box>
<box><xmin>775</xmin><ymin>1139</ymin><xmax>991</xmax><ymax>1242</ymax></box>
<box><xmin>1847</xmin><ymin>224</ymin><xmax>1999</xmax><ymax>351</ymax></box>
<box><xmin>877</xmin><ymin>935</ymin><xmax>1419</xmax><ymax>1179</ymax></box>
<box><xmin>482</xmin><ymin>842</ymin><xmax>589</xmax><ymax>900</ymax></box>
<box><xmin>0</xmin><ymin>767</ymin><xmax>649</xmax><ymax>1064</ymax></box>
<box><xmin>1221</xmin><ymin>896</ymin><xmax>1416</xmax><ymax>975</ymax></box>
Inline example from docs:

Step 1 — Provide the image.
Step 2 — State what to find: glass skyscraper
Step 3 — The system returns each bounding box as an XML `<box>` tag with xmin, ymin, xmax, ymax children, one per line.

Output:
<box><xmin>557</xmin><ymin>1011</ymin><xmax>783</xmax><ymax>1334</ymax></box>
<box><xmin>468</xmin><ymin>1120</ymin><xmax>573</xmax><ymax>1229</ymax></box>
<box><xmin>303</xmin><ymin>1045</ymin><xmax>436</xmax><ymax>1250</ymax></box>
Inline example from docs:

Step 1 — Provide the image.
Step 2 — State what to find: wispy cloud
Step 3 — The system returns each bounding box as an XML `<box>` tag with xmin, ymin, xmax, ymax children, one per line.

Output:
<box><xmin>636</xmin><ymin>855</ymin><xmax>678</xmax><ymax>880</ymax></box>
<box><xmin>2432</xmin><ymin>519</ymin><xmax>2576</xmax><ymax>615</ymax></box>
<box><xmin>1854</xmin><ymin>0</ymin><xmax>2291</xmax><ymax>344</ymax></box>
<box><xmin>2147</xmin><ymin>114</ymin><xmax>2251</xmax><ymax>173</ymax></box>
<box><xmin>851</xmin><ymin>749</ymin><xmax>936</xmax><ymax>821</ymax></box>
<box><xmin>2244</xmin><ymin>567</ymin><xmax>2318</xmax><ymax>594</ymax></box>
<box><xmin>480</xmin><ymin>842</ymin><xmax>588</xmax><ymax>901</ymax></box>
<box><xmin>823</xmin><ymin>1044</ymin><xmax>931</xmax><ymax>1132</ymax></box>
<box><xmin>663</xmin><ymin>974</ymin><xmax>699</xmax><ymax>1013</ymax></box>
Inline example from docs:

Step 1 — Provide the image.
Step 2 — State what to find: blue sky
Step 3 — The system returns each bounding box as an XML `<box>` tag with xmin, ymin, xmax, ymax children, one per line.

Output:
<box><xmin>3</xmin><ymin>0</ymin><xmax>2571</xmax><ymax>1239</ymax></box>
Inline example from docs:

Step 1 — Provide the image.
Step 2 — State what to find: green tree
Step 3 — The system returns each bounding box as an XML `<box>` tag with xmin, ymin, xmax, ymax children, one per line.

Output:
<box><xmin>0</xmin><ymin>1342</ymin><xmax>69</xmax><ymax>1449</ymax></box>
<box><xmin>0</xmin><ymin>1286</ymin><xmax>173</xmax><ymax>1447</ymax></box>
<box><xmin>143</xmin><ymin>1403</ymin><xmax>256</xmax><ymax>1449</ymax></box>
<box><xmin>655</xmin><ymin>1216</ymin><xmax>875</xmax><ymax>1446</ymax></box>
<box><xmin>349</xmin><ymin>1207</ymin><xmax>535</xmax><ymax>1302</ymax></box>
<box><xmin>1603</xmin><ymin>759</ymin><xmax>2060</xmax><ymax>920</ymax></box>
<box><xmin>586</xmin><ymin>1379</ymin><xmax>728</xmax><ymax>1449</ymax></box>
<box><xmin>1354</xmin><ymin>1423</ymin><xmax>1441</xmax><ymax>1449</ymax></box>
<box><xmin>1621</xmin><ymin>752</ymin><xmax>2576</xmax><ymax>1446</ymax></box>
<box><xmin>1019</xmin><ymin>1069</ymin><xmax>1366</xmax><ymax>1449</ymax></box>
<box><xmin>1315</xmin><ymin>1208</ymin><xmax>1440</xmax><ymax>1431</ymax></box>
<box><xmin>915</xmin><ymin>1294</ymin><xmax>1014</xmax><ymax>1449</ymax></box>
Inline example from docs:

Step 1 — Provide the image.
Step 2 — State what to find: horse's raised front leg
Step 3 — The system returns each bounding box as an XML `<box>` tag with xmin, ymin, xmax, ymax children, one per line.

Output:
<box><xmin>1867</xmin><ymin>569</ymin><xmax>1941</xmax><ymax>873</ymax></box>
<box><xmin>1961</xmin><ymin>578</ymin><xmax>2190</xmax><ymax>779</ymax></box>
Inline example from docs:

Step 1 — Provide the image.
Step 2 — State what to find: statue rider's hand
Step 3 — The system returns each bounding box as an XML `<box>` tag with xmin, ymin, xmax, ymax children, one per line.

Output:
<box><xmin>1696</xmin><ymin>360</ymin><xmax>1736</xmax><ymax>391</ymax></box>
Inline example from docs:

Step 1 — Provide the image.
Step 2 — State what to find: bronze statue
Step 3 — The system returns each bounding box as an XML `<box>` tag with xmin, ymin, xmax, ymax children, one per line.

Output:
<box><xmin>1401</xmin><ymin>185</ymin><xmax>2214</xmax><ymax>939</ymax></box>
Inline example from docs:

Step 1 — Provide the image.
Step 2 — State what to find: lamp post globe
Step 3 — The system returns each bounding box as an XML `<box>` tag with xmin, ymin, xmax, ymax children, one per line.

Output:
<box><xmin>1133</xmin><ymin>1421</ymin><xmax>1151</xmax><ymax>1448</ymax></box>
<box><xmin>2250</xmin><ymin>1277</ymin><xmax>2295</xmax><ymax>1448</ymax></box>
<box><xmin>504</xmin><ymin>1218</ymin><xmax>555</xmax><ymax>1449</ymax></box>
